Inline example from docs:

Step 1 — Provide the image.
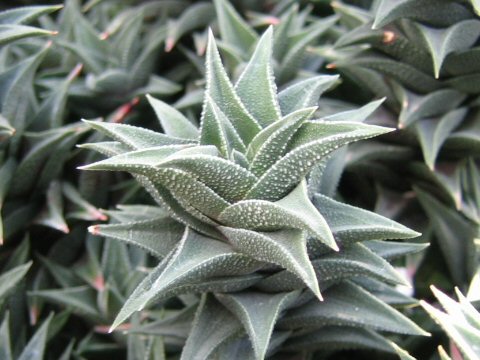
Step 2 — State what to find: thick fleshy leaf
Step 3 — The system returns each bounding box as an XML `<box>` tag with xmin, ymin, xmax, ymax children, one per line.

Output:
<box><xmin>200</xmin><ymin>95</ymin><xmax>246</xmax><ymax>157</ymax></box>
<box><xmin>373</xmin><ymin>0</ymin><xmax>473</xmax><ymax>29</ymax></box>
<box><xmin>220</xmin><ymin>181</ymin><xmax>336</xmax><ymax>250</ymax></box>
<box><xmin>165</xmin><ymin>3</ymin><xmax>214</xmax><ymax>52</ymax></box>
<box><xmin>249</xmin><ymin>107</ymin><xmax>316</xmax><ymax>176</ymax></box>
<box><xmin>0</xmin><ymin>313</ymin><xmax>11</xmax><ymax>360</ymax></box>
<box><xmin>0</xmin><ymin>5</ymin><xmax>62</xmax><ymax>24</ymax></box>
<box><xmin>17</xmin><ymin>314</ymin><xmax>53</xmax><ymax>360</ymax></box>
<box><xmin>213</xmin><ymin>0</ymin><xmax>257</xmax><ymax>54</ymax></box>
<box><xmin>418</xmin><ymin>20</ymin><xmax>480</xmax><ymax>78</ymax></box>
<box><xmin>246</xmin><ymin>122</ymin><xmax>393</xmax><ymax>201</ymax></box>
<box><xmin>322</xmin><ymin>98</ymin><xmax>385</xmax><ymax>123</ymax></box>
<box><xmin>30</xmin><ymin>286</ymin><xmax>101</xmax><ymax>318</ymax></box>
<box><xmin>110</xmin><ymin>229</ymin><xmax>260</xmax><ymax>331</ymax></box>
<box><xmin>181</xmin><ymin>294</ymin><xmax>244</xmax><ymax>360</ymax></box>
<box><xmin>0</xmin><ymin>261</ymin><xmax>31</xmax><ymax>301</ymax></box>
<box><xmin>219</xmin><ymin>227</ymin><xmax>322</xmax><ymax>300</ymax></box>
<box><xmin>279</xmin><ymin>282</ymin><xmax>428</xmax><ymax>335</ymax></box>
<box><xmin>391</xmin><ymin>342</ymin><xmax>417</xmax><ymax>360</ymax></box>
<box><xmin>216</xmin><ymin>291</ymin><xmax>299</xmax><ymax>360</ymax></box>
<box><xmin>0</xmin><ymin>24</ymin><xmax>54</xmax><ymax>46</ymax></box>
<box><xmin>415</xmin><ymin>108</ymin><xmax>466</xmax><ymax>169</ymax></box>
<box><xmin>282</xmin><ymin>326</ymin><xmax>394</xmax><ymax>354</ymax></box>
<box><xmin>204</xmin><ymin>30</ymin><xmax>261</xmax><ymax>144</ymax></box>
<box><xmin>89</xmin><ymin>217</ymin><xmax>183</xmax><ymax>258</ymax></box>
<box><xmin>235</xmin><ymin>27</ymin><xmax>281</xmax><ymax>127</ymax></box>
<box><xmin>278</xmin><ymin>75</ymin><xmax>339</xmax><ymax>116</ymax></box>
<box><xmin>416</xmin><ymin>188</ymin><xmax>477</xmax><ymax>285</ymax></box>
<box><xmin>158</xmin><ymin>153</ymin><xmax>257</xmax><ymax>203</ymax></box>
<box><xmin>421</xmin><ymin>287</ymin><xmax>480</xmax><ymax>360</ymax></box>
<box><xmin>365</xmin><ymin>240</ymin><xmax>429</xmax><ymax>260</ymax></box>
<box><xmin>83</xmin><ymin>121</ymin><xmax>194</xmax><ymax>150</ymax></box>
<box><xmin>147</xmin><ymin>95</ymin><xmax>199</xmax><ymax>140</ymax></box>
<box><xmin>313</xmin><ymin>193</ymin><xmax>420</xmax><ymax>244</ymax></box>
<box><xmin>0</xmin><ymin>158</ymin><xmax>15</xmax><ymax>244</ymax></box>
<box><xmin>34</xmin><ymin>181</ymin><xmax>69</xmax><ymax>233</ymax></box>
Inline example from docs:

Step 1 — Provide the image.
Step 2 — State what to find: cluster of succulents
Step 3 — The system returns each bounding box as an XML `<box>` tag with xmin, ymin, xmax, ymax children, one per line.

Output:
<box><xmin>0</xmin><ymin>0</ymin><xmax>479</xmax><ymax>359</ymax></box>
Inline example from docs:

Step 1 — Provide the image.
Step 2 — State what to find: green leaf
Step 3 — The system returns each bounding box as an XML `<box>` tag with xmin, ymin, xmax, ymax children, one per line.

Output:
<box><xmin>216</xmin><ymin>291</ymin><xmax>299</xmax><ymax>360</ymax></box>
<box><xmin>30</xmin><ymin>286</ymin><xmax>101</xmax><ymax>318</ymax></box>
<box><xmin>279</xmin><ymin>282</ymin><xmax>428</xmax><ymax>336</ymax></box>
<box><xmin>0</xmin><ymin>313</ymin><xmax>11</xmax><ymax>360</ymax></box>
<box><xmin>0</xmin><ymin>5</ymin><xmax>62</xmax><ymax>25</ymax></box>
<box><xmin>373</xmin><ymin>0</ymin><xmax>473</xmax><ymax>29</ymax></box>
<box><xmin>157</xmin><ymin>153</ymin><xmax>258</xmax><ymax>203</ymax></box>
<box><xmin>165</xmin><ymin>3</ymin><xmax>214</xmax><ymax>52</ymax></box>
<box><xmin>399</xmin><ymin>89</ymin><xmax>466</xmax><ymax>128</ymax></box>
<box><xmin>415</xmin><ymin>108</ymin><xmax>466</xmax><ymax>169</ymax></box>
<box><xmin>17</xmin><ymin>314</ymin><xmax>53</xmax><ymax>360</ymax></box>
<box><xmin>419</xmin><ymin>20</ymin><xmax>480</xmax><ymax>78</ymax></box>
<box><xmin>0</xmin><ymin>158</ymin><xmax>15</xmax><ymax>244</ymax></box>
<box><xmin>0</xmin><ymin>24</ymin><xmax>54</xmax><ymax>46</ymax></box>
<box><xmin>313</xmin><ymin>193</ymin><xmax>420</xmax><ymax>245</ymax></box>
<box><xmin>0</xmin><ymin>261</ymin><xmax>31</xmax><ymax>301</ymax></box>
<box><xmin>322</xmin><ymin>98</ymin><xmax>385</xmax><ymax>123</ymax></box>
<box><xmin>282</xmin><ymin>326</ymin><xmax>394</xmax><ymax>354</ymax></box>
<box><xmin>110</xmin><ymin>229</ymin><xmax>260</xmax><ymax>331</ymax></box>
<box><xmin>365</xmin><ymin>240</ymin><xmax>429</xmax><ymax>260</ymax></box>
<box><xmin>235</xmin><ymin>27</ymin><xmax>281</xmax><ymax>128</ymax></box>
<box><xmin>416</xmin><ymin>188</ymin><xmax>477</xmax><ymax>285</ymax></box>
<box><xmin>213</xmin><ymin>0</ymin><xmax>257</xmax><ymax>54</ymax></box>
<box><xmin>471</xmin><ymin>0</ymin><xmax>480</xmax><ymax>15</ymax></box>
<box><xmin>34</xmin><ymin>181</ymin><xmax>69</xmax><ymax>233</ymax></box>
<box><xmin>204</xmin><ymin>30</ymin><xmax>261</xmax><ymax>144</ymax></box>
<box><xmin>246</xmin><ymin>122</ymin><xmax>393</xmax><ymax>201</ymax></box>
<box><xmin>249</xmin><ymin>107</ymin><xmax>316</xmax><ymax>176</ymax></box>
<box><xmin>147</xmin><ymin>95</ymin><xmax>198</xmax><ymax>140</ymax></box>
<box><xmin>219</xmin><ymin>227</ymin><xmax>322</xmax><ymax>300</ymax></box>
<box><xmin>390</xmin><ymin>341</ymin><xmax>417</xmax><ymax>360</ymax></box>
<box><xmin>220</xmin><ymin>181</ymin><xmax>337</xmax><ymax>250</ymax></box>
<box><xmin>181</xmin><ymin>294</ymin><xmax>244</xmax><ymax>360</ymax></box>
<box><xmin>278</xmin><ymin>75</ymin><xmax>339</xmax><ymax>116</ymax></box>
<box><xmin>200</xmin><ymin>95</ymin><xmax>246</xmax><ymax>158</ymax></box>
<box><xmin>89</xmin><ymin>217</ymin><xmax>183</xmax><ymax>258</ymax></box>
<box><xmin>0</xmin><ymin>114</ymin><xmax>15</xmax><ymax>139</ymax></box>
<box><xmin>83</xmin><ymin>120</ymin><xmax>194</xmax><ymax>150</ymax></box>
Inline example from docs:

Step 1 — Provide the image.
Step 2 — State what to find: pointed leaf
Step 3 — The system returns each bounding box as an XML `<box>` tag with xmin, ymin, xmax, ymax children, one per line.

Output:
<box><xmin>419</xmin><ymin>20</ymin><xmax>480</xmax><ymax>78</ymax></box>
<box><xmin>216</xmin><ymin>291</ymin><xmax>299</xmax><ymax>360</ymax></box>
<box><xmin>213</xmin><ymin>0</ymin><xmax>257</xmax><ymax>53</ymax></box>
<box><xmin>110</xmin><ymin>229</ymin><xmax>260</xmax><ymax>330</ymax></box>
<box><xmin>219</xmin><ymin>227</ymin><xmax>322</xmax><ymax>300</ymax></box>
<box><xmin>89</xmin><ymin>217</ymin><xmax>183</xmax><ymax>258</ymax></box>
<box><xmin>235</xmin><ymin>27</ymin><xmax>281</xmax><ymax>127</ymax></box>
<box><xmin>147</xmin><ymin>95</ymin><xmax>198</xmax><ymax>140</ymax></box>
<box><xmin>17</xmin><ymin>314</ymin><xmax>53</xmax><ymax>360</ymax></box>
<box><xmin>0</xmin><ymin>313</ymin><xmax>11</xmax><ymax>360</ymax></box>
<box><xmin>181</xmin><ymin>294</ymin><xmax>244</xmax><ymax>360</ymax></box>
<box><xmin>279</xmin><ymin>282</ymin><xmax>428</xmax><ymax>335</ymax></box>
<box><xmin>278</xmin><ymin>75</ymin><xmax>339</xmax><ymax>116</ymax></box>
<box><xmin>415</xmin><ymin>108</ymin><xmax>466</xmax><ymax>169</ymax></box>
<box><xmin>0</xmin><ymin>5</ymin><xmax>62</xmax><ymax>24</ymax></box>
<box><xmin>365</xmin><ymin>240</ymin><xmax>429</xmax><ymax>260</ymax></box>
<box><xmin>0</xmin><ymin>24</ymin><xmax>54</xmax><ymax>46</ymax></box>
<box><xmin>204</xmin><ymin>30</ymin><xmax>261</xmax><ymax>144</ymax></box>
<box><xmin>0</xmin><ymin>261</ymin><xmax>31</xmax><ymax>301</ymax></box>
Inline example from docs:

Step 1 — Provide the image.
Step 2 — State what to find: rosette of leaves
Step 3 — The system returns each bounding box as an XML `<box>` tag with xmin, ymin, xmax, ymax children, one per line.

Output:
<box><xmin>310</xmin><ymin>0</ymin><xmax>480</xmax><ymax>290</ymax></box>
<box><xmin>421</xmin><ymin>286</ymin><xmax>480</xmax><ymax>360</ymax></box>
<box><xmin>81</xmin><ymin>27</ymin><xmax>429</xmax><ymax>359</ymax></box>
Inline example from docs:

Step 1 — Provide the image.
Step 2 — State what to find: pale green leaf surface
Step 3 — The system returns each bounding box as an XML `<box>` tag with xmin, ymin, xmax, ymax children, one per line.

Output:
<box><xmin>0</xmin><ymin>261</ymin><xmax>31</xmax><ymax>301</ymax></box>
<box><xmin>78</xmin><ymin>141</ymin><xmax>130</xmax><ymax>157</ymax></box>
<box><xmin>365</xmin><ymin>240</ymin><xmax>429</xmax><ymax>260</ymax></box>
<box><xmin>282</xmin><ymin>326</ymin><xmax>394</xmax><ymax>353</ymax></box>
<box><xmin>390</xmin><ymin>341</ymin><xmax>417</xmax><ymax>360</ymax></box>
<box><xmin>35</xmin><ymin>181</ymin><xmax>68</xmax><ymax>233</ymax></box>
<box><xmin>219</xmin><ymin>227</ymin><xmax>322</xmax><ymax>300</ymax></box>
<box><xmin>415</xmin><ymin>108</ymin><xmax>466</xmax><ymax>169</ymax></box>
<box><xmin>216</xmin><ymin>291</ymin><xmax>299</xmax><ymax>360</ymax></box>
<box><xmin>278</xmin><ymin>75</ymin><xmax>339</xmax><ymax>116</ymax></box>
<box><xmin>0</xmin><ymin>24</ymin><xmax>53</xmax><ymax>46</ymax></box>
<box><xmin>17</xmin><ymin>314</ymin><xmax>53</xmax><ymax>360</ymax></box>
<box><xmin>181</xmin><ymin>294</ymin><xmax>244</xmax><ymax>360</ymax></box>
<box><xmin>313</xmin><ymin>193</ymin><xmax>420</xmax><ymax>244</ymax></box>
<box><xmin>205</xmin><ymin>30</ymin><xmax>261</xmax><ymax>144</ymax></box>
<box><xmin>110</xmin><ymin>229</ymin><xmax>260</xmax><ymax>331</ymax></box>
<box><xmin>279</xmin><ymin>282</ymin><xmax>428</xmax><ymax>335</ymax></box>
<box><xmin>418</xmin><ymin>20</ymin><xmax>480</xmax><ymax>78</ymax></box>
<box><xmin>90</xmin><ymin>217</ymin><xmax>183</xmax><ymax>258</ymax></box>
<box><xmin>249</xmin><ymin>107</ymin><xmax>316</xmax><ymax>176</ymax></box>
<box><xmin>147</xmin><ymin>95</ymin><xmax>199</xmax><ymax>140</ymax></box>
<box><xmin>220</xmin><ymin>181</ymin><xmax>336</xmax><ymax>250</ymax></box>
<box><xmin>246</xmin><ymin>122</ymin><xmax>393</xmax><ymax>200</ymax></box>
<box><xmin>0</xmin><ymin>313</ymin><xmax>11</xmax><ymax>360</ymax></box>
<box><xmin>0</xmin><ymin>5</ymin><xmax>62</xmax><ymax>24</ymax></box>
<box><xmin>322</xmin><ymin>98</ymin><xmax>385</xmax><ymax>123</ymax></box>
<box><xmin>235</xmin><ymin>27</ymin><xmax>281</xmax><ymax>128</ymax></box>
<box><xmin>83</xmin><ymin>121</ymin><xmax>194</xmax><ymax>150</ymax></box>
<box><xmin>213</xmin><ymin>0</ymin><xmax>257</xmax><ymax>54</ymax></box>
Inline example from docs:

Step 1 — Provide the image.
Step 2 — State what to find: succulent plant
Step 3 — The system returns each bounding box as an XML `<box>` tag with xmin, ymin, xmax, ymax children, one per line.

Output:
<box><xmin>81</xmin><ymin>26</ymin><xmax>429</xmax><ymax>358</ymax></box>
